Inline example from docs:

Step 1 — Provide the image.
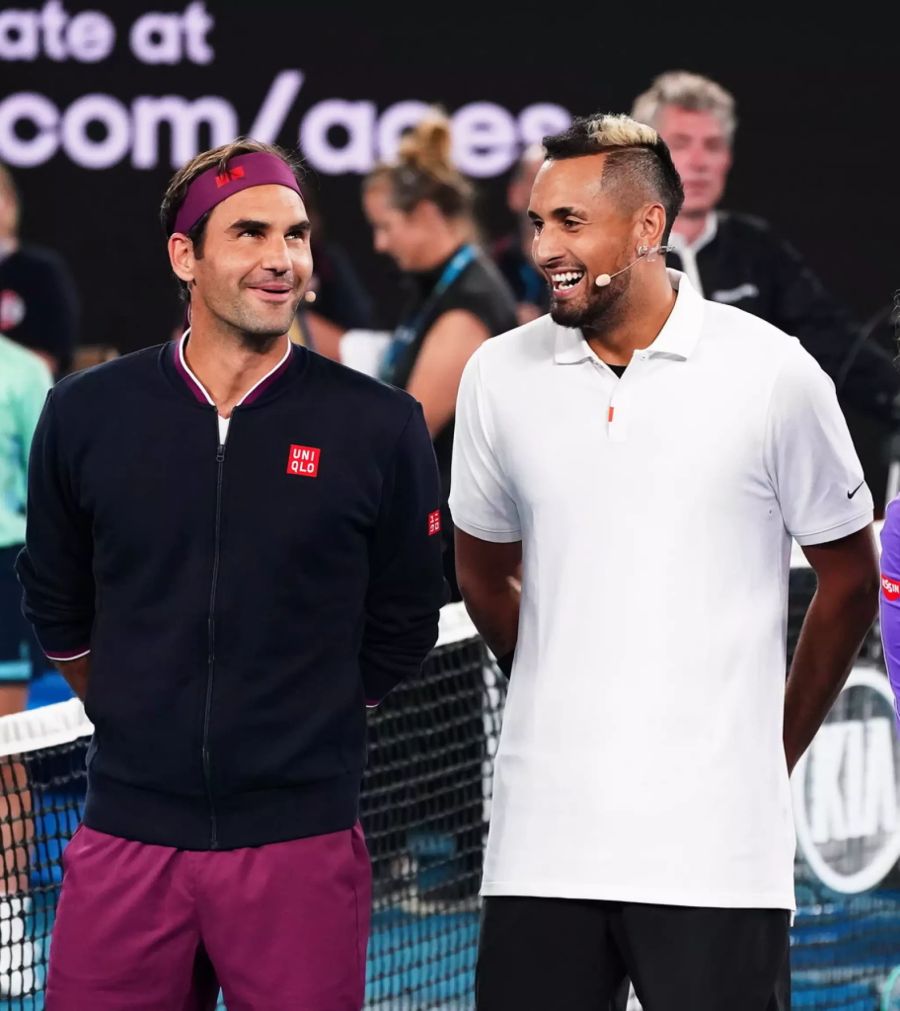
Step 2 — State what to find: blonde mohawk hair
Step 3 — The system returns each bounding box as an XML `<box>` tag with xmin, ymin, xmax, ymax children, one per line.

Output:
<box><xmin>541</xmin><ymin>111</ymin><xmax>684</xmax><ymax>242</ymax></box>
<box><xmin>583</xmin><ymin>113</ymin><xmax>660</xmax><ymax>149</ymax></box>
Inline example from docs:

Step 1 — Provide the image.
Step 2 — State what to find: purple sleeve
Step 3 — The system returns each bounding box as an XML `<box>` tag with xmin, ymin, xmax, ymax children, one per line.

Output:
<box><xmin>878</xmin><ymin>499</ymin><xmax>900</xmax><ymax>725</ymax></box>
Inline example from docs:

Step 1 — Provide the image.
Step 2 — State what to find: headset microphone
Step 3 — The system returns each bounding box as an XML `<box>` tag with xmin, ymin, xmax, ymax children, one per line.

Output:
<box><xmin>594</xmin><ymin>244</ymin><xmax>671</xmax><ymax>288</ymax></box>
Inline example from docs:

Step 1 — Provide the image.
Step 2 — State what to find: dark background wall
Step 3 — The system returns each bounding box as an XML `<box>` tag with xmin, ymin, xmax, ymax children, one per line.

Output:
<box><xmin>2</xmin><ymin>2</ymin><xmax>898</xmax><ymax>498</ymax></box>
<box><xmin>3</xmin><ymin>3</ymin><xmax>896</xmax><ymax>345</ymax></box>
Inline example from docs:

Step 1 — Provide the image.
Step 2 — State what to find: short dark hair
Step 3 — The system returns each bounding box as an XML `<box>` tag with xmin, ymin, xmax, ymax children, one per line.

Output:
<box><xmin>160</xmin><ymin>138</ymin><xmax>306</xmax><ymax>300</ymax></box>
<box><xmin>542</xmin><ymin>113</ymin><xmax>684</xmax><ymax>242</ymax></box>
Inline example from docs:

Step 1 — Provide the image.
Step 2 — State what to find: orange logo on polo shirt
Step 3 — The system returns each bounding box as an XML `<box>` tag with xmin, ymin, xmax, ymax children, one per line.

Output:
<box><xmin>286</xmin><ymin>445</ymin><xmax>320</xmax><ymax>477</ymax></box>
<box><xmin>882</xmin><ymin>574</ymin><xmax>900</xmax><ymax>602</ymax></box>
<box><xmin>428</xmin><ymin>510</ymin><xmax>441</xmax><ymax>536</ymax></box>
<box><xmin>215</xmin><ymin>165</ymin><xmax>246</xmax><ymax>188</ymax></box>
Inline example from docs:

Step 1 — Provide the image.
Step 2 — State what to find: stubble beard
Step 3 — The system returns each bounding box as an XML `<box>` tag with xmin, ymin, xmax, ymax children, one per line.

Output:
<box><xmin>549</xmin><ymin>276</ymin><xmax>627</xmax><ymax>331</ymax></box>
<box><xmin>221</xmin><ymin>292</ymin><xmax>301</xmax><ymax>351</ymax></box>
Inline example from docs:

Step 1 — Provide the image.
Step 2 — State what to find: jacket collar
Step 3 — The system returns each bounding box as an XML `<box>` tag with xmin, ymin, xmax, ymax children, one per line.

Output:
<box><xmin>169</xmin><ymin>329</ymin><xmax>297</xmax><ymax>407</ymax></box>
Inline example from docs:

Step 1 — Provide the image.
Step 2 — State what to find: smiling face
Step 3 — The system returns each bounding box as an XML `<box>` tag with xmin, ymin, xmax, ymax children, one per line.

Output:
<box><xmin>170</xmin><ymin>184</ymin><xmax>312</xmax><ymax>345</ymax></box>
<box><xmin>655</xmin><ymin>105</ymin><xmax>731</xmax><ymax>218</ymax></box>
<box><xmin>528</xmin><ymin>154</ymin><xmax>642</xmax><ymax>330</ymax></box>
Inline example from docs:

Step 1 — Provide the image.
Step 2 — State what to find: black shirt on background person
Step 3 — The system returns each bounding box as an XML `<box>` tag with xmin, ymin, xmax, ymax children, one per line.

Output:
<box><xmin>630</xmin><ymin>70</ymin><xmax>899</xmax><ymax>516</ymax></box>
<box><xmin>0</xmin><ymin>245</ymin><xmax>79</xmax><ymax>379</ymax></box>
<box><xmin>0</xmin><ymin>163</ymin><xmax>79</xmax><ymax>378</ymax></box>
<box><xmin>664</xmin><ymin>211</ymin><xmax>898</xmax><ymax>421</ymax></box>
<box><xmin>363</xmin><ymin>111</ymin><xmax>517</xmax><ymax>600</ymax></box>
<box><xmin>491</xmin><ymin>144</ymin><xmax>550</xmax><ymax>327</ymax></box>
<box><xmin>382</xmin><ymin>246</ymin><xmax>517</xmax><ymax>599</ymax></box>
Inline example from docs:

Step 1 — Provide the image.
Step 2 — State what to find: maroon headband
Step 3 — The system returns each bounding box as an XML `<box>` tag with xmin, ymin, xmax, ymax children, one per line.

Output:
<box><xmin>171</xmin><ymin>152</ymin><xmax>303</xmax><ymax>235</ymax></box>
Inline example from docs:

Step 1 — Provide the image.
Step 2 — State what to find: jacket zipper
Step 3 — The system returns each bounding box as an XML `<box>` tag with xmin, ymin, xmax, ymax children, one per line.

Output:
<box><xmin>202</xmin><ymin>437</ymin><xmax>226</xmax><ymax>849</ymax></box>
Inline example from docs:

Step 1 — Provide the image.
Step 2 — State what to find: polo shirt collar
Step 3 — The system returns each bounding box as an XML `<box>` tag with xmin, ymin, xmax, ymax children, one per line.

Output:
<box><xmin>552</xmin><ymin>326</ymin><xmax>593</xmax><ymax>365</ymax></box>
<box><xmin>172</xmin><ymin>329</ymin><xmax>294</xmax><ymax>406</ymax></box>
<box><xmin>647</xmin><ymin>269</ymin><xmax>705</xmax><ymax>360</ymax></box>
<box><xmin>553</xmin><ymin>269</ymin><xmax>704</xmax><ymax>365</ymax></box>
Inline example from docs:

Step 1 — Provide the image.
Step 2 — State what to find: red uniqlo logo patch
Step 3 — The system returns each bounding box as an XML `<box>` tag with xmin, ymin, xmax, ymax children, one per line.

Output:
<box><xmin>882</xmin><ymin>574</ymin><xmax>900</xmax><ymax>601</ymax></box>
<box><xmin>215</xmin><ymin>165</ymin><xmax>246</xmax><ymax>188</ymax></box>
<box><xmin>428</xmin><ymin>510</ymin><xmax>441</xmax><ymax>536</ymax></box>
<box><xmin>286</xmin><ymin>445</ymin><xmax>320</xmax><ymax>478</ymax></box>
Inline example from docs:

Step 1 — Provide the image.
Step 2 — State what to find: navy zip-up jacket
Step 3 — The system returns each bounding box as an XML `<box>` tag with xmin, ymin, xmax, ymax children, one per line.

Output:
<box><xmin>16</xmin><ymin>341</ymin><xmax>446</xmax><ymax>850</ymax></box>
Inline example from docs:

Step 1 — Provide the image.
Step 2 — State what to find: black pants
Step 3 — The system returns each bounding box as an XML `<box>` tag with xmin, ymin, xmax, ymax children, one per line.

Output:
<box><xmin>476</xmin><ymin>896</ymin><xmax>791</xmax><ymax>1011</ymax></box>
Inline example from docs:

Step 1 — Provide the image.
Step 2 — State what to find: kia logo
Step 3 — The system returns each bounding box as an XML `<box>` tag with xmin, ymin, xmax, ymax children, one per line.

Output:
<box><xmin>793</xmin><ymin>665</ymin><xmax>900</xmax><ymax>894</ymax></box>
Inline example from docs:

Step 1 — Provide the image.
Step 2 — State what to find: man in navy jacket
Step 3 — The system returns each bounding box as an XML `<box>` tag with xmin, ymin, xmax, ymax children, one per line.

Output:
<box><xmin>17</xmin><ymin>138</ymin><xmax>446</xmax><ymax>1010</ymax></box>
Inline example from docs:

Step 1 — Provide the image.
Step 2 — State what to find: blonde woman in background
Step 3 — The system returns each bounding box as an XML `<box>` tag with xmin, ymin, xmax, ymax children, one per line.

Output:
<box><xmin>363</xmin><ymin>111</ymin><xmax>517</xmax><ymax>601</ymax></box>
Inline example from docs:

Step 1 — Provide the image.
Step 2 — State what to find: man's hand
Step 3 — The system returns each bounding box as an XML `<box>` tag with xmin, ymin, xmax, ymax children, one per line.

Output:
<box><xmin>54</xmin><ymin>655</ymin><xmax>90</xmax><ymax>702</ymax></box>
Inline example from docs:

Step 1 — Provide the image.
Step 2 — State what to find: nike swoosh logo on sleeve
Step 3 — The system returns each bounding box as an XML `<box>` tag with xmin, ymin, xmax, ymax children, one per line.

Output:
<box><xmin>847</xmin><ymin>480</ymin><xmax>865</xmax><ymax>499</ymax></box>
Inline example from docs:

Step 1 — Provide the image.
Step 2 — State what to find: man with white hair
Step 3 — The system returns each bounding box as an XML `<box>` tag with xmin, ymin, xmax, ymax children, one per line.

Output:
<box><xmin>631</xmin><ymin>71</ymin><xmax>897</xmax><ymax>426</ymax></box>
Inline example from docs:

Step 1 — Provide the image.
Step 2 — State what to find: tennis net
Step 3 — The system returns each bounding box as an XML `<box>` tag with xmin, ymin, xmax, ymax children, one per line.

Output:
<box><xmin>0</xmin><ymin>576</ymin><xmax>898</xmax><ymax>1010</ymax></box>
<box><xmin>0</xmin><ymin>603</ymin><xmax>502</xmax><ymax>1010</ymax></box>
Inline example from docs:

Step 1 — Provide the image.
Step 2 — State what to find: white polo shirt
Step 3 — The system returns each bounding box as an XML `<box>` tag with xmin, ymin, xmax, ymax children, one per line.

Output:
<box><xmin>449</xmin><ymin>270</ymin><xmax>873</xmax><ymax>910</ymax></box>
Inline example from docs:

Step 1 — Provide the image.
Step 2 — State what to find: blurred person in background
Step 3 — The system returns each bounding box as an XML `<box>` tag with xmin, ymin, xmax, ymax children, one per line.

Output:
<box><xmin>287</xmin><ymin>181</ymin><xmax>376</xmax><ymax>356</ymax></box>
<box><xmin>491</xmin><ymin>144</ymin><xmax>550</xmax><ymax>325</ymax></box>
<box><xmin>0</xmin><ymin>332</ymin><xmax>51</xmax><ymax>997</ymax></box>
<box><xmin>0</xmin><ymin>164</ymin><xmax>79</xmax><ymax>379</ymax></box>
<box><xmin>630</xmin><ymin>71</ymin><xmax>899</xmax><ymax>426</ymax></box>
<box><xmin>361</xmin><ymin>111</ymin><xmax>515</xmax><ymax>909</ymax></box>
<box><xmin>362</xmin><ymin>110</ymin><xmax>517</xmax><ymax>601</ymax></box>
<box><xmin>0</xmin><ymin>334</ymin><xmax>51</xmax><ymax>717</ymax></box>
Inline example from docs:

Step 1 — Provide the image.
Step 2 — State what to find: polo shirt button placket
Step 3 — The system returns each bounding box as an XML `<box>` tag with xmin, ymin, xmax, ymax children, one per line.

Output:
<box><xmin>608</xmin><ymin>354</ymin><xmax>646</xmax><ymax>443</ymax></box>
<box><xmin>588</xmin><ymin>359</ymin><xmax>619</xmax><ymax>442</ymax></box>
<box><xmin>608</xmin><ymin>381</ymin><xmax>625</xmax><ymax>442</ymax></box>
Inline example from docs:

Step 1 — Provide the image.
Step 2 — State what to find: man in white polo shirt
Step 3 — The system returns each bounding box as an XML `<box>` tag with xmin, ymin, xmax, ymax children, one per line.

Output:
<box><xmin>449</xmin><ymin>112</ymin><xmax>879</xmax><ymax>1011</ymax></box>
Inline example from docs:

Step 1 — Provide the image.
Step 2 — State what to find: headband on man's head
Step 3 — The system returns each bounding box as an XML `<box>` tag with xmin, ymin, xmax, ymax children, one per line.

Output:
<box><xmin>171</xmin><ymin>152</ymin><xmax>303</xmax><ymax>236</ymax></box>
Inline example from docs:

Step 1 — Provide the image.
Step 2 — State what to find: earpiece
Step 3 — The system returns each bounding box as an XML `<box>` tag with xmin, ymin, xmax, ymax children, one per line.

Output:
<box><xmin>641</xmin><ymin>243</ymin><xmax>672</xmax><ymax>263</ymax></box>
<box><xmin>594</xmin><ymin>243</ymin><xmax>672</xmax><ymax>286</ymax></box>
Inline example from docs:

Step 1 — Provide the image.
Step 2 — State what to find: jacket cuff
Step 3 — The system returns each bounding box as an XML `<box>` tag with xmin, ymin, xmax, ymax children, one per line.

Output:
<box><xmin>35</xmin><ymin>623</ymin><xmax>93</xmax><ymax>662</ymax></box>
<box><xmin>361</xmin><ymin>671</ymin><xmax>402</xmax><ymax>709</ymax></box>
<box><xmin>44</xmin><ymin>646</ymin><xmax>91</xmax><ymax>662</ymax></box>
